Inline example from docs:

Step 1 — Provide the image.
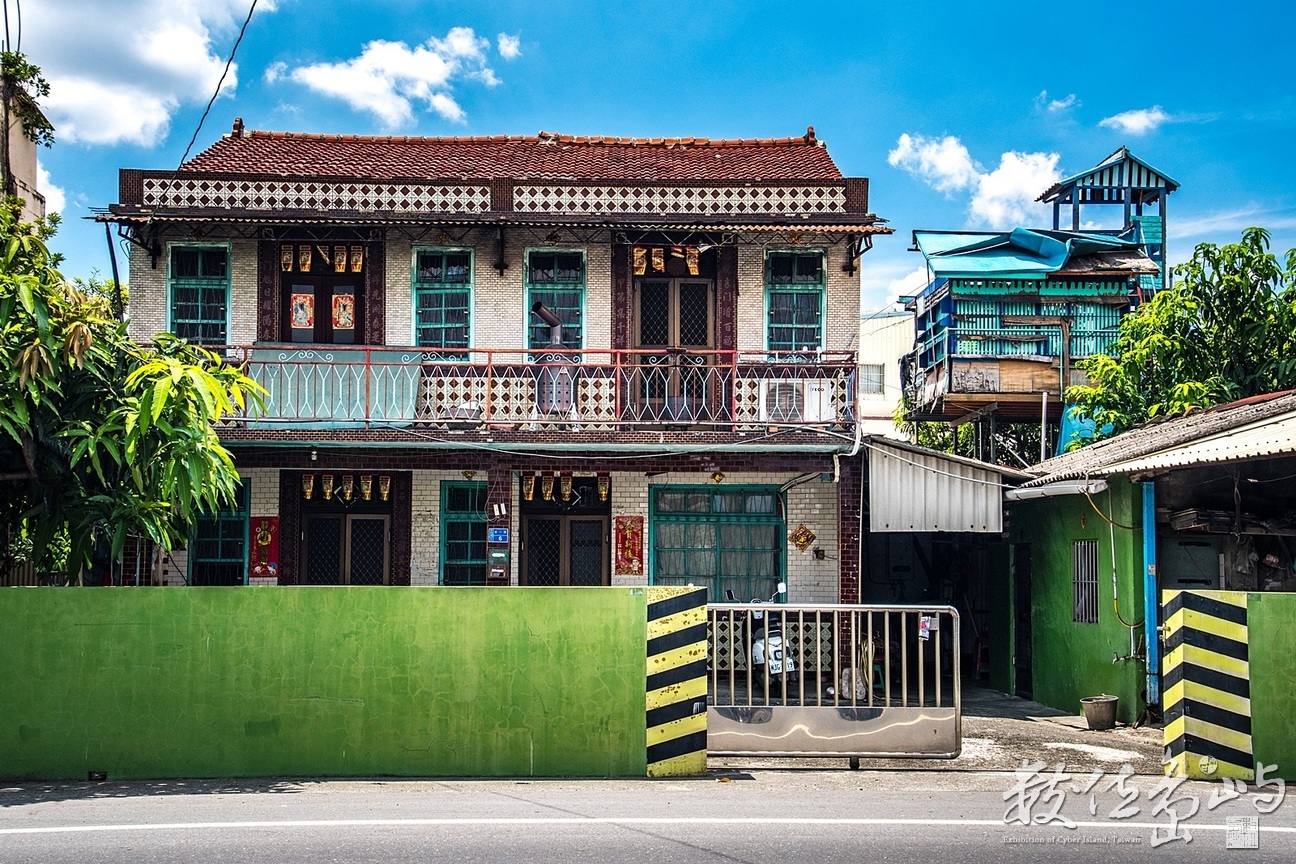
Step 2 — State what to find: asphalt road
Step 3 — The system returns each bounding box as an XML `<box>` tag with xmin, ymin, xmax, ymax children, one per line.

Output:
<box><xmin>3</xmin><ymin>771</ymin><xmax>1293</xmax><ymax>863</ymax></box>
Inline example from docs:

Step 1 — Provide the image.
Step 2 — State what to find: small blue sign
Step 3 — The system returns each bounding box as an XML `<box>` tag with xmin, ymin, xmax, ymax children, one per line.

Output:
<box><xmin>488</xmin><ymin>528</ymin><xmax>510</xmax><ymax>544</ymax></box>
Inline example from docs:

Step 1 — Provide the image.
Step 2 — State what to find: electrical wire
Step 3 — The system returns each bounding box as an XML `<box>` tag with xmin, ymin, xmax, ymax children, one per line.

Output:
<box><xmin>1082</xmin><ymin>485</ymin><xmax>1137</xmax><ymax>530</ymax></box>
<box><xmin>146</xmin><ymin>0</ymin><xmax>259</xmax><ymax>236</ymax></box>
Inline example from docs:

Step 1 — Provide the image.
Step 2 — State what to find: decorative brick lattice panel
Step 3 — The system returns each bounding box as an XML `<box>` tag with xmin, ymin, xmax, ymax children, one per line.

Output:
<box><xmin>513</xmin><ymin>184</ymin><xmax>847</xmax><ymax>215</ymax></box>
<box><xmin>142</xmin><ymin>178</ymin><xmax>491</xmax><ymax>213</ymax></box>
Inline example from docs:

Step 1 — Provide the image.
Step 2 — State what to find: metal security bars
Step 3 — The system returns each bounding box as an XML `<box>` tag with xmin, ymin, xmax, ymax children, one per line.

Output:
<box><xmin>706</xmin><ymin>602</ymin><xmax>961</xmax><ymax>759</ymax></box>
<box><xmin>1073</xmin><ymin>539</ymin><xmax>1100</xmax><ymax>624</ymax></box>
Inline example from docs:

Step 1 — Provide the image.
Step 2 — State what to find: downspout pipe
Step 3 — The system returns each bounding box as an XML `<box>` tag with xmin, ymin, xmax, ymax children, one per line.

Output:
<box><xmin>1142</xmin><ymin>480</ymin><xmax>1160</xmax><ymax>705</ymax></box>
<box><xmin>531</xmin><ymin>301</ymin><xmax>563</xmax><ymax>347</ymax></box>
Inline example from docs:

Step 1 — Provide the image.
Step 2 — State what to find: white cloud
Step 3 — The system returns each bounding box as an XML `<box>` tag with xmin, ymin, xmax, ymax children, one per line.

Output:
<box><xmin>889</xmin><ymin>133</ymin><xmax>1061</xmax><ymax>229</ymax></box>
<box><xmin>25</xmin><ymin>1</ymin><xmax>268</xmax><ymax>146</ymax></box>
<box><xmin>887</xmin><ymin>133</ymin><xmax>979</xmax><ymax>194</ymax></box>
<box><xmin>1036</xmin><ymin>90</ymin><xmax>1078</xmax><ymax>112</ymax></box>
<box><xmin>1098</xmin><ymin>106</ymin><xmax>1171</xmax><ymax>135</ymax></box>
<box><xmin>36</xmin><ymin>162</ymin><xmax>66</xmax><ymax>214</ymax></box>
<box><xmin>888</xmin><ymin>266</ymin><xmax>932</xmax><ymax>298</ymax></box>
<box><xmin>498</xmin><ymin>33</ymin><xmax>522</xmax><ymax>60</ymax></box>
<box><xmin>971</xmin><ymin>150</ymin><xmax>1061</xmax><ymax>227</ymax></box>
<box><xmin>287</xmin><ymin>27</ymin><xmax>499</xmax><ymax>126</ymax></box>
<box><xmin>264</xmin><ymin>61</ymin><xmax>287</xmax><ymax>84</ymax></box>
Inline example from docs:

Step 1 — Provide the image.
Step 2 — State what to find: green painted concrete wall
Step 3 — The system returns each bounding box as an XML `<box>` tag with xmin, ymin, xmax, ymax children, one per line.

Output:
<box><xmin>1006</xmin><ymin>479</ymin><xmax>1146</xmax><ymax>724</ymax></box>
<box><xmin>1</xmin><ymin>588</ymin><xmax>648</xmax><ymax>780</ymax></box>
<box><xmin>1247</xmin><ymin>592</ymin><xmax>1296</xmax><ymax>778</ymax></box>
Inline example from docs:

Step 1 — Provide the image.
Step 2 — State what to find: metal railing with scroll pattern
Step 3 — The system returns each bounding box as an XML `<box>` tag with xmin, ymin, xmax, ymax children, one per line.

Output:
<box><xmin>212</xmin><ymin>346</ymin><xmax>857</xmax><ymax>431</ymax></box>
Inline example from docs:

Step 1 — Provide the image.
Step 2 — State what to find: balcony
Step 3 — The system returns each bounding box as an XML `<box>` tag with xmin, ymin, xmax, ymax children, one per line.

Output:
<box><xmin>218</xmin><ymin>346</ymin><xmax>857</xmax><ymax>434</ymax></box>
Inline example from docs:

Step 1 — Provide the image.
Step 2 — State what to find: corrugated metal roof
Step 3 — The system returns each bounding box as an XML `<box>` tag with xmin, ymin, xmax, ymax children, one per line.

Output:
<box><xmin>912</xmin><ymin>228</ymin><xmax>1154</xmax><ymax>281</ymax></box>
<box><xmin>1098</xmin><ymin>412</ymin><xmax>1296</xmax><ymax>475</ymax></box>
<box><xmin>866</xmin><ymin>439</ymin><xmax>1024</xmax><ymax>533</ymax></box>
<box><xmin>1024</xmin><ymin>391</ymin><xmax>1296</xmax><ymax>485</ymax></box>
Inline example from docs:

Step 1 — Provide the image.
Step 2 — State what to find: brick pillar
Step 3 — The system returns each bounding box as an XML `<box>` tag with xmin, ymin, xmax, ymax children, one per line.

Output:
<box><xmin>278</xmin><ymin>471</ymin><xmax>301</xmax><ymax>585</ymax></box>
<box><xmin>390</xmin><ymin>471</ymin><xmax>412</xmax><ymax>585</ymax></box>
<box><xmin>838</xmin><ymin>456</ymin><xmax>863</xmax><ymax>604</ymax></box>
<box><xmin>256</xmin><ymin>240</ymin><xmax>278</xmax><ymax>341</ymax></box>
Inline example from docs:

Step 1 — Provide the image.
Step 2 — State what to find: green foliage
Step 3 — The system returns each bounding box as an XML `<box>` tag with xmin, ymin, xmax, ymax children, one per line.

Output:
<box><xmin>0</xmin><ymin>51</ymin><xmax>54</xmax><ymax>148</ymax></box>
<box><xmin>1068</xmin><ymin>228</ymin><xmax>1296</xmax><ymax>441</ymax></box>
<box><xmin>0</xmin><ymin>198</ymin><xmax>264</xmax><ymax>576</ymax></box>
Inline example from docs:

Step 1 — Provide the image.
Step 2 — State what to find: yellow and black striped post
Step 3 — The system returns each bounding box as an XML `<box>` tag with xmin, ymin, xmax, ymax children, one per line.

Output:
<box><xmin>645</xmin><ymin>586</ymin><xmax>708</xmax><ymax>777</ymax></box>
<box><xmin>1163</xmin><ymin>590</ymin><xmax>1253</xmax><ymax>780</ymax></box>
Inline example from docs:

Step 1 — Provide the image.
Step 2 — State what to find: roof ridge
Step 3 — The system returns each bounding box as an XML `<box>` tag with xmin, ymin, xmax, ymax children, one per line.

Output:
<box><xmin>229</xmin><ymin>122</ymin><xmax>825</xmax><ymax>149</ymax></box>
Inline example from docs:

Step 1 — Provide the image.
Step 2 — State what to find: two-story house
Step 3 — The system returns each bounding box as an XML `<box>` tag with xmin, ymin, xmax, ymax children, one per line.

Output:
<box><xmin>102</xmin><ymin>121</ymin><xmax>890</xmax><ymax>603</ymax></box>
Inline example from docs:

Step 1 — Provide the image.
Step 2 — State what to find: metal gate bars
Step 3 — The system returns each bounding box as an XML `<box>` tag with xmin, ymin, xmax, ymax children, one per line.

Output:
<box><xmin>706</xmin><ymin>603</ymin><xmax>962</xmax><ymax>759</ymax></box>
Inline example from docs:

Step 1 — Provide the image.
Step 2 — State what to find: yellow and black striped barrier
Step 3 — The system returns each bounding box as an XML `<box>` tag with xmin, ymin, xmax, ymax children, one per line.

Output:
<box><xmin>645</xmin><ymin>586</ymin><xmax>708</xmax><ymax>777</ymax></box>
<box><xmin>1163</xmin><ymin>590</ymin><xmax>1253</xmax><ymax>780</ymax></box>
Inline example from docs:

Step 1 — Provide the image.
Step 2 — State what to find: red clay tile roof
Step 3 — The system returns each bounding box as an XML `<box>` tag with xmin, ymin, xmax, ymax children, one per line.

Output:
<box><xmin>179</xmin><ymin>123</ymin><xmax>844</xmax><ymax>182</ymax></box>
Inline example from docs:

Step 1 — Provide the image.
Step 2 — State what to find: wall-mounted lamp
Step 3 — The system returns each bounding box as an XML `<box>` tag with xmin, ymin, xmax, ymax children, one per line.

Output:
<box><xmin>310</xmin><ymin>447</ymin><xmax>318</xmax><ymax>462</ymax></box>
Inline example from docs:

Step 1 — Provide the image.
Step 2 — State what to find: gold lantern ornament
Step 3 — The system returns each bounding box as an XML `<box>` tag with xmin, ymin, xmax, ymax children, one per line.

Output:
<box><xmin>378</xmin><ymin>475</ymin><xmax>391</xmax><ymax>501</ymax></box>
<box><xmin>521</xmin><ymin>473</ymin><xmax>536</xmax><ymax>501</ymax></box>
<box><xmin>301</xmin><ymin>473</ymin><xmax>314</xmax><ymax>500</ymax></box>
<box><xmin>541</xmin><ymin>472</ymin><xmax>555</xmax><ymax>501</ymax></box>
<box><xmin>560</xmin><ymin>472</ymin><xmax>573</xmax><ymax>502</ymax></box>
<box><xmin>360</xmin><ymin>475</ymin><xmax>373</xmax><ymax>501</ymax></box>
<box><xmin>322</xmin><ymin>474</ymin><xmax>335</xmax><ymax>500</ymax></box>
<box><xmin>596</xmin><ymin>472</ymin><xmax>610</xmax><ymax>501</ymax></box>
<box><xmin>341</xmin><ymin>474</ymin><xmax>355</xmax><ymax>502</ymax></box>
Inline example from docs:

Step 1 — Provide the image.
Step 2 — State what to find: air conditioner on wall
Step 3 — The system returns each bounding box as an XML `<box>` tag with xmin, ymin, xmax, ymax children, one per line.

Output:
<box><xmin>759</xmin><ymin>379</ymin><xmax>834</xmax><ymax>424</ymax></box>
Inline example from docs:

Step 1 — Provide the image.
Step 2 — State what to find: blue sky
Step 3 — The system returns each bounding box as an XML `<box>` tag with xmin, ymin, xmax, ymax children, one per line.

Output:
<box><xmin>24</xmin><ymin>0</ymin><xmax>1296</xmax><ymax>310</ymax></box>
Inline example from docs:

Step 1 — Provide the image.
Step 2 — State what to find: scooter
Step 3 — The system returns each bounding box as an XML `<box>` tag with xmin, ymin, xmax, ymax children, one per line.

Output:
<box><xmin>727</xmin><ymin>582</ymin><xmax>798</xmax><ymax>696</ymax></box>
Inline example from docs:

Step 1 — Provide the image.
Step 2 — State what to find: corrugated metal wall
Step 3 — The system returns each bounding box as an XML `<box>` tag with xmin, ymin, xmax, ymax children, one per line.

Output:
<box><xmin>868</xmin><ymin>443</ymin><xmax>1003</xmax><ymax>533</ymax></box>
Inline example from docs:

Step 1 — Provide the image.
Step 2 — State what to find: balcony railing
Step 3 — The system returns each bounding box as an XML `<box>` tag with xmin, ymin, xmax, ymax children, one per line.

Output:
<box><xmin>219</xmin><ymin>346</ymin><xmax>857</xmax><ymax>432</ymax></box>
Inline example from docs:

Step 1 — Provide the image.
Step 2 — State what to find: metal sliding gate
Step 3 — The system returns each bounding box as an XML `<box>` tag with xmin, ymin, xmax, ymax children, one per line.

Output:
<box><xmin>707</xmin><ymin>603</ymin><xmax>962</xmax><ymax>759</ymax></box>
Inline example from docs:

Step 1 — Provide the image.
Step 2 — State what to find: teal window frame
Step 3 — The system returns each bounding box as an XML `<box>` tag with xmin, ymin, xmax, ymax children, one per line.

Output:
<box><xmin>412</xmin><ymin>247</ymin><xmax>473</xmax><ymax>355</ymax></box>
<box><xmin>440</xmin><ymin>481</ymin><xmax>488</xmax><ymax>586</ymax></box>
<box><xmin>168</xmin><ymin>244</ymin><xmax>231</xmax><ymax>345</ymax></box>
<box><xmin>525</xmin><ymin>249</ymin><xmax>586</xmax><ymax>350</ymax></box>
<box><xmin>649</xmin><ymin>484</ymin><xmax>785</xmax><ymax>601</ymax></box>
<box><xmin>764</xmin><ymin>250</ymin><xmax>825</xmax><ymax>353</ymax></box>
<box><xmin>188</xmin><ymin>482</ymin><xmax>248</xmax><ymax>586</ymax></box>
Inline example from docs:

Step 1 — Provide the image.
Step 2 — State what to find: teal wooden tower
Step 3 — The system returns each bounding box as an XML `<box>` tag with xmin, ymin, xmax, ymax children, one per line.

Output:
<box><xmin>1037</xmin><ymin>147</ymin><xmax>1179</xmax><ymax>292</ymax></box>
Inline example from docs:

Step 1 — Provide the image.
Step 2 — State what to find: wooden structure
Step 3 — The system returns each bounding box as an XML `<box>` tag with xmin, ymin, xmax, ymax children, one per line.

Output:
<box><xmin>1037</xmin><ymin>147</ymin><xmax>1178</xmax><ymax>292</ymax></box>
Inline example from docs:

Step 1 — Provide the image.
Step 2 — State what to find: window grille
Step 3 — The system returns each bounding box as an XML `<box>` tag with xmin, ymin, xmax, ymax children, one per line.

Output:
<box><xmin>1073</xmin><ymin>539</ymin><xmax>1099</xmax><ymax>624</ymax></box>
<box><xmin>527</xmin><ymin>251</ymin><xmax>585</xmax><ymax>349</ymax></box>
<box><xmin>414</xmin><ymin>250</ymin><xmax>472</xmax><ymax>354</ymax></box>
<box><xmin>169</xmin><ymin>246</ymin><xmax>229</xmax><ymax>344</ymax></box>
<box><xmin>859</xmin><ymin>363</ymin><xmax>886</xmax><ymax>394</ymax></box>
<box><xmin>441</xmin><ymin>482</ymin><xmax>487</xmax><ymax>585</ymax></box>
<box><xmin>189</xmin><ymin>483</ymin><xmax>247</xmax><ymax>586</ymax></box>
<box><xmin>651</xmin><ymin>486</ymin><xmax>783</xmax><ymax>601</ymax></box>
<box><xmin>766</xmin><ymin>251</ymin><xmax>824</xmax><ymax>352</ymax></box>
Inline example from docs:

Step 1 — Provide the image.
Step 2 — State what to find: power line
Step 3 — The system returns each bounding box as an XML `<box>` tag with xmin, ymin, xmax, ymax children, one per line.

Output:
<box><xmin>175</xmin><ymin>0</ymin><xmax>259</xmax><ymax>170</ymax></box>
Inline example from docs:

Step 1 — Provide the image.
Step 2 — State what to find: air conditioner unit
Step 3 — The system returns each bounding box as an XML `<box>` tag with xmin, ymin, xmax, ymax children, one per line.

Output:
<box><xmin>759</xmin><ymin>379</ymin><xmax>835</xmax><ymax>424</ymax></box>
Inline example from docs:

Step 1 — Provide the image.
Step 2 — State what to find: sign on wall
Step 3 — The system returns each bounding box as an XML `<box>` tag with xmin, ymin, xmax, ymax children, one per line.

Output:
<box><xmin>250</xmin><ymin>517</ymin><xmax>279</xmax><ymax>580</ymax></box>
<box><xmin>615</xmin><ymin>515</ymin><xmax>644</xmax><ymax>576</ymax></box>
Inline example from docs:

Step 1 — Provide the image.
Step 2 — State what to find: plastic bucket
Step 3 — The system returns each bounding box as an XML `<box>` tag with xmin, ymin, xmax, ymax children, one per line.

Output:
<box><xmin>1080</xmin><ymin>695</ymin><xmax>1119</xmax><ymax>730</ymax></box>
